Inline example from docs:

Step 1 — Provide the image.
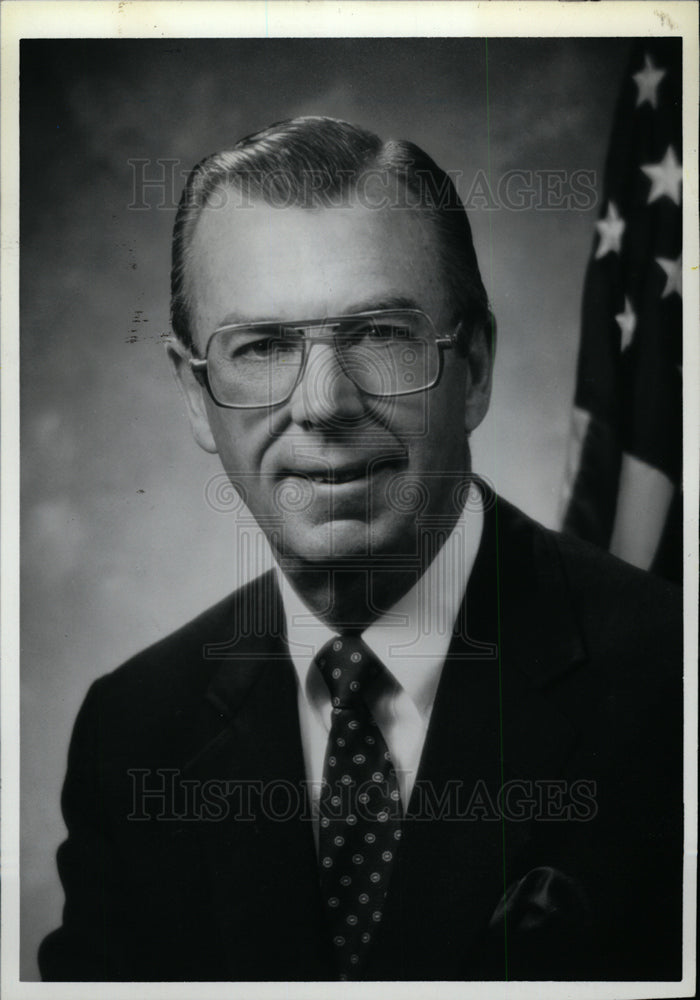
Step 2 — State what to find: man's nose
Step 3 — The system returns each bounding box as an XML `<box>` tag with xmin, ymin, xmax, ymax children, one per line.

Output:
<box><xmin>288</xmin><ymin>341</ymin><xmax>366</xmax><ymax>428</ymax></box>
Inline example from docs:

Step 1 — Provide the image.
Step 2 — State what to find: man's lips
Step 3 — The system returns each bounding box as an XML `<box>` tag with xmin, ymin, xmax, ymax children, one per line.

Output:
<box><xmin>277</xmin><ymin>456</ymin><xmax>404</xmax><ymax>485</ymax></box>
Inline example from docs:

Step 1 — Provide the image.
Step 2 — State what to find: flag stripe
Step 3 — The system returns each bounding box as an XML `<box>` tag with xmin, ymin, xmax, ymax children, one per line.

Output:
<box><xmin>609</xmin><ymin>453</ymin><xmax>674</xmax><ymax>570</ymax></box>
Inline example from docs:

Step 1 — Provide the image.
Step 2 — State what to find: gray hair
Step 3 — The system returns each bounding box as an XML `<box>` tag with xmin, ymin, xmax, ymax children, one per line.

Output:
<box><xmin>170</xmin><ymin>116</ymin><xmax>491</xmax><ymax>351</ymax></box>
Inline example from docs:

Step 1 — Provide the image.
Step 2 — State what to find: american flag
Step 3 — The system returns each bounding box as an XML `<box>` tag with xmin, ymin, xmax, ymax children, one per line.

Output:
<box><xmin>560</xmin><ymin>39</ymin><xmax>683</xmax><ymax>583</ymax></box>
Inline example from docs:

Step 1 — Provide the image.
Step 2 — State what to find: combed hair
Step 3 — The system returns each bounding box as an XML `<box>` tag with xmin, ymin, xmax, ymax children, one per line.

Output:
<box><xmin>170</xmin><ymin>116</ymin><xmax>491</xmax><ymax>351</ymax></box>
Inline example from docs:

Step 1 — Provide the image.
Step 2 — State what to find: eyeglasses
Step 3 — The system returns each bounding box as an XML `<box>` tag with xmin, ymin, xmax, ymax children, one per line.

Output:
<box><xmin>189</xmin><ymin>309</ymin><xmax>460</xmax><ymax>409</ymax></box>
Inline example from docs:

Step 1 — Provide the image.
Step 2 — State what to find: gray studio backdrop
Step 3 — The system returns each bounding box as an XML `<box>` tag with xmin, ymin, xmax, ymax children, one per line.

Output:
<box><xmin>20</xmin><ymin>37</ymin><xmax>629</xmax><ymax>978</ymax></box>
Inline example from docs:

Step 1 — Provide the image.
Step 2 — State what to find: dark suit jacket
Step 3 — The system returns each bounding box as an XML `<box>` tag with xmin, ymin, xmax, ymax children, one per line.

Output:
<box><xmin>39</xmin><ymin>498</ymin><xmax>683</xmax><ymax>981</ymax></box>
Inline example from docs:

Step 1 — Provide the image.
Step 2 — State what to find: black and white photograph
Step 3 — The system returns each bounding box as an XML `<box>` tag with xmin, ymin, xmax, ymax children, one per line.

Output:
<box><xmin>2</xmin><ymin>1</ymin><xmax>697</xmax><ymax>995</ymax></box>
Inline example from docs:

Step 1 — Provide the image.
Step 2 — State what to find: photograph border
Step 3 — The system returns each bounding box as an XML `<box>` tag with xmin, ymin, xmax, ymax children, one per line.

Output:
<box><xmin>2</xmin><ymin>3</ymin><xmax>698</xmax><ymax>998</ymax></box>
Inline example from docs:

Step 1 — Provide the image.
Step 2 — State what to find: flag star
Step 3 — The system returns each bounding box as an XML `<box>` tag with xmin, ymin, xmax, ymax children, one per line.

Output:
<box><xmin>641</xmin><ymin>146</ymin><xmax>682</xmax><ymax>205</ymax></box>
<box><xmin>615</xmin><ymin>297</ymin><xmax>637</xmax><ymax>352</ymax></box>
<box><xmin>655</xmin><ymin>255</ymin><xmax>682</xmax><ymax>298</ymax></box>
<box><xmin>595</xmin><ymin>202</ymin><xmax>626</xmax><ymax>259</ymax></box>
<box><xmin>633</xmin><ymin>54</ymin><xmax>666</xmax><ymax>109</ymax></box>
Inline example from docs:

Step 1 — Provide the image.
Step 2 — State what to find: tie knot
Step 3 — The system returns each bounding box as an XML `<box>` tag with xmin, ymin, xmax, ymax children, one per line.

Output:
<box><xmin>316</xmin><ymin>634</ymin><xmax>379</xmax><ymax>708</ymax></box>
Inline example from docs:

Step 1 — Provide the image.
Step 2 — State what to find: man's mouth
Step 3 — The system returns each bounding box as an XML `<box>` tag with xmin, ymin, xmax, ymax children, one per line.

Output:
<box><xmin>279</xmin><ymin>457</ymin><xmax>403</xmax><ymax>486</ymax></box>
<box><xmin>305</xmin><ymin>467</ymin><xmax>365</xmax><ymax>485</ymax></box>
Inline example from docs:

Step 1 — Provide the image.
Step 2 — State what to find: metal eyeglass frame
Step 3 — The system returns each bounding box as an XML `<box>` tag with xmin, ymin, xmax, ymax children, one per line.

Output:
<box><xmin>188</xmin><ymin>309</ymin><xmax>462</xmax><ymax>410</ymax></box>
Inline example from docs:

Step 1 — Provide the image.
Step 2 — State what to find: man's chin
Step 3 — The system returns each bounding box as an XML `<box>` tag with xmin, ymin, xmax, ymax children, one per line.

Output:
<box><xmin>272</xmin><ymin>517</ymin><xmax>410</xmax><ymax>567</ymax></box>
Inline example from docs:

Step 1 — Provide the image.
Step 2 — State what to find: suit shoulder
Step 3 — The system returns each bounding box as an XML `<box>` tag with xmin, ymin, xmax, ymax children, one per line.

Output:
<box><xmin>548</xmin><ymin>520</ymin><xmax>681</xmax><ymax>631</ymax></box>
<box><xmin>497</xmin><ymin>498</ymin><xmax>681</xmax><ymax>657</ymax></box>
<box><xmin>542</xmin><ymin>522</ymin><xmax>681</xmax><ymax>689</ymax></box>
<box><xmin>493</xmin><ymin>500</ymin><xmax>683</xmax><ymax>765</ymax></box>
<box><xmin>90</xmin><ymin>570</ymin><xmax>280</xmax><ymax>708</ymax></box>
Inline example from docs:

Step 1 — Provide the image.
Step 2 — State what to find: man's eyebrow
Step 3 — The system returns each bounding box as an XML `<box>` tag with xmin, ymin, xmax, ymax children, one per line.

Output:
<box><xmin>215</xmin><ymin>296</ymin><xmax>424</xmax><ymax>329</ymax></box>
<box><xmin>343</xmin><ymin>295</ymin><xmax>423</xmax><ymax>314</ymax></box>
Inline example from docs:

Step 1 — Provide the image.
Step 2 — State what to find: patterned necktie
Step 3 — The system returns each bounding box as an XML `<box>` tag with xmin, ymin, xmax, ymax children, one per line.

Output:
<box><xmin>315</xmin><ymin>634</ymin><xmax>403</xmax><ymax>980</ymax></box>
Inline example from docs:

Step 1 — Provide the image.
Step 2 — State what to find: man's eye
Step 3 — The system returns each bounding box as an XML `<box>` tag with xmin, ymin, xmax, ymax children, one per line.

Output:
<box><xmin>233</xmin><ymin>337</ymin><xmax>276</xmax><ymax>359</ymax></box>
<box><xmin>347</xmin><ymin>323</ymin><xmax>402</xmax><ymax>341</ymax></box>
<box><xmin>230</xmin><ymin>335</ymin><xmax>305</xmax><ymax>363</ymax></box>
<box><xmin>365</xmin><ymin>323</ymin><xmax>414</xmax><ymax>342</ymax></box>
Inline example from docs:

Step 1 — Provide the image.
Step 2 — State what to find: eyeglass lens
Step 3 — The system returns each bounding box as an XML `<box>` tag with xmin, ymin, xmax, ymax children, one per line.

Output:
<box><xmin>206</xmin><ymin>311</ymin><xmax>440</xmax><ymax>406</ymax></box>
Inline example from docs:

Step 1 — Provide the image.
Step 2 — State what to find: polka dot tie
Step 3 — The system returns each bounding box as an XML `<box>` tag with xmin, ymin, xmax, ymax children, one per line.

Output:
<box><xmin>315</xmin><ymin>634</ymin><xmax>403</xmax><ymax>980</ymax></box>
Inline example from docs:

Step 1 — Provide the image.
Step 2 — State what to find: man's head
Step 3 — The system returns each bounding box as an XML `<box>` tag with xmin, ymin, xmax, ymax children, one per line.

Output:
<box><xmin>169</xmin><ymin>117</ymin><xmax>494</xmax><ymax>574</ymax></box>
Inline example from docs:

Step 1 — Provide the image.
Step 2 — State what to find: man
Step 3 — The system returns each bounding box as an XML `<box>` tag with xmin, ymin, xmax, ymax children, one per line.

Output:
<box><xmin>39</xmin><ymin>117</ymin><xmax>682</xmax><ymax>982</ymax></box>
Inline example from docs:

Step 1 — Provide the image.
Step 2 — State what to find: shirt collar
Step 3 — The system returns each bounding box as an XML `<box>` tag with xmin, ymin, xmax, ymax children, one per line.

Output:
<box><xmin>276</xmin><ymin>497</ymin><xmax>484</xmax><ymax>720</ymax></box>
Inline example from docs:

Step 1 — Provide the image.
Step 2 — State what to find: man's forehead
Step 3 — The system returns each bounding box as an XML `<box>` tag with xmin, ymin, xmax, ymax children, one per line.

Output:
<box><xmin>187</xmin><ymin>189</ymin><xmax>448</xmax><ymax>336</ymax></box>
<box><xmin>190</xmin><ymin>184</ymin><xmax>435</xmax><ymax>254</ymax></box>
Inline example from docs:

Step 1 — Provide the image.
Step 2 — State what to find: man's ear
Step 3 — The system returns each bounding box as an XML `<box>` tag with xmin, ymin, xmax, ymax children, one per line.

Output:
<box><xmin>166</xmin><ymin>339</ymin><xmax>219</xmax><ymax>454</ymax></box>
<box><xmin>463</xmin><ymin>313</ymin><xmax>496</xmax><ymax>434</ymax></box>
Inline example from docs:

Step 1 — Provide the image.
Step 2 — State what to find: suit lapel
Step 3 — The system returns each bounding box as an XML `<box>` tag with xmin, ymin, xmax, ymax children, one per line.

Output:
<box><xmin>178</xmin><ymin>573</ymin><xmax>334</xmax><ymax>980</ymax></box>
<box><xmin>366</xmin><ymin>498</ymin><xmax>588</xmax><ymax>980</ymax></box>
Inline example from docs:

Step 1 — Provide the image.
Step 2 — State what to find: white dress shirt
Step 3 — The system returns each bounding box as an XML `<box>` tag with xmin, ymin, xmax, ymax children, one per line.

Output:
<box><xmin>276</xmin><ymin>498</ymin><xmax>483</xmax><ymax>837</ymax></box>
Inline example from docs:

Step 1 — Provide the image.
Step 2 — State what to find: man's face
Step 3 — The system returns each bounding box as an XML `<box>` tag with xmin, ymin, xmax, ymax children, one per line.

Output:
<box><xmin>177</xmin><ymin>189</ymin><xmax>491</xmax><ymax>565</ymax></box>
